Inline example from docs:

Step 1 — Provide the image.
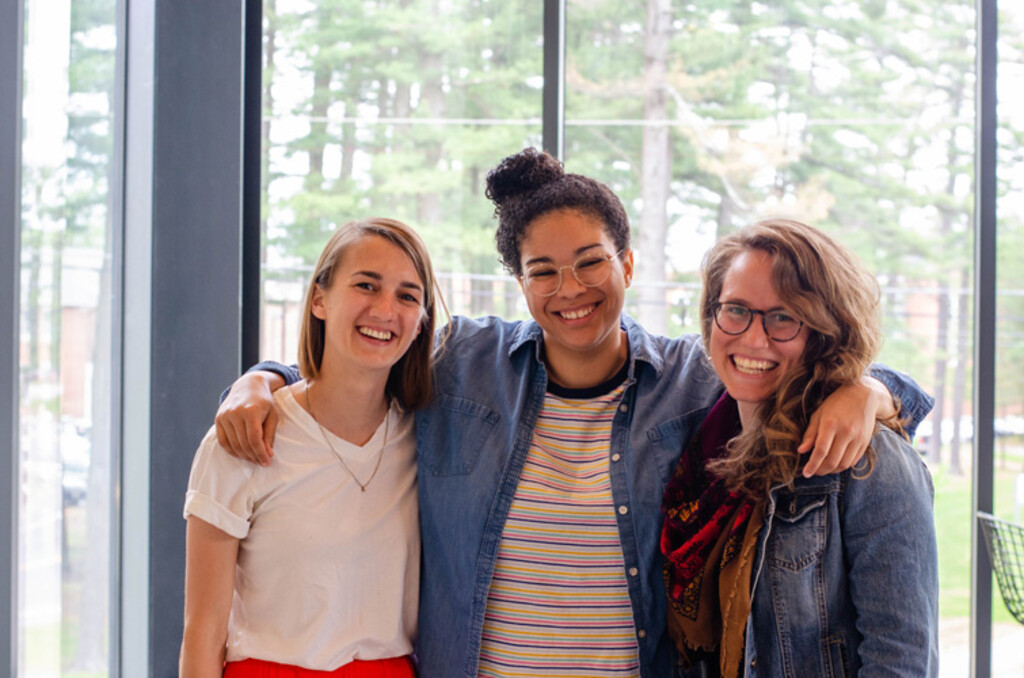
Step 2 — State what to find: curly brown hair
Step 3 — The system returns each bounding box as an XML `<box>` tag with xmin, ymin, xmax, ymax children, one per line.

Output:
<box><xmin>485</xmin><ymin>147</ymin><xmax>631</xmax><ymax>276</ymax></box>
<box><xmin>700</xmin><ymin>219</ymin><xmax>896</xmax><ymax>501</ymax></box>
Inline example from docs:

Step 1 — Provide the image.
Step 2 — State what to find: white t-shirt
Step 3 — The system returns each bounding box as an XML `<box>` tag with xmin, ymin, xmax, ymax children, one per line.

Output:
<box><xmin>183</xmin><ymin>387</ymin><xmax>419</xmax><ymax>671</ymax></box>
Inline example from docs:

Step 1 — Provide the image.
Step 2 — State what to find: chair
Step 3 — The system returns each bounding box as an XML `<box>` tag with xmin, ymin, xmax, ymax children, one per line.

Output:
<box><xmin>977</xmin><ymin>512</ymin><xmax>1024</xmax><ymax>625</ymax></box>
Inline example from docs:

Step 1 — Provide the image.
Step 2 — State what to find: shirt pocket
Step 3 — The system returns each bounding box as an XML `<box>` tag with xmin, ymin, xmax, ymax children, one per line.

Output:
<box><xmin>646</xmin><ymin>409</ymin><xmax>708</xmax><ymax>457</ymax></box>
<box><xmin>418</xmin><ymin>393</ymin><xmax>501</xmax><ymax>476</ymax></box>
<box><xmin>769</xmin><ymin>489</ymin><xmax>828</xmax><ymax>572</ymax></box>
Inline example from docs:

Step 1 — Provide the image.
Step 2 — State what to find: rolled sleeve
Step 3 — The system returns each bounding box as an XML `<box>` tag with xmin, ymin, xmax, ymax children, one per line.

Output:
<box><xmin>183</xmin><ymin>427</ymin><xmax>256</xmax><ymax>539</ymax></box>
<box><xmin>183</xmin><ymin>489</ymin><xmax>250</xmax><ymax>538</ymax></box>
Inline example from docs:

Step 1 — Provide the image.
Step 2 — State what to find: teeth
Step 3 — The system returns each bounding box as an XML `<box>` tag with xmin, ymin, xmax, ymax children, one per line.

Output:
<box><xmin>560</xmin><ymin>305</ymin><xmax>595</xmax><ymax>320</ymax></box>
<box><xmin>733</xmin><ymin>356</ymin><xmax>777</xmax><ymax>374</ymax></box>
<box><xmin>359</xmin><ymin>327</ymin><xmax>393</xmax><ymax>341</ymax></box>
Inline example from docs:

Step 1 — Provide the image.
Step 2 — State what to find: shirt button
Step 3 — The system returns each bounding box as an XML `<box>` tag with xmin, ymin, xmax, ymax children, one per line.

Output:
<box><xmin>637</xmin><ymin>629</ymin><xmax>647</xmax><ymax>639</ymax></box>
<box><xmin>618</xmin><ymin>505</ymin><xmax>629</xmax><ymax>515</ymax></box>
<box><xmin>619</xmin><ymin>403</ymin><xmax>628</xmax><ymax>412</ymax></box>
<box><xmin>629</xmin><ymin>567</ymin><xmax>639</xmax><ymax>577</ymax></box>
<box><xmin>611</xmin><ymin>453</ymin><xmax>621</xmax><ymax>462</ymax></box>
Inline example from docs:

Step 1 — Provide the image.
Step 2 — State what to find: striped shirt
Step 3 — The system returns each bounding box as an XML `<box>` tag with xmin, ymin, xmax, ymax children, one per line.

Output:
<box><xmin>478</xmin><ymin>381</ymin><xmax>640</xmax><ymax>678</ymax></box>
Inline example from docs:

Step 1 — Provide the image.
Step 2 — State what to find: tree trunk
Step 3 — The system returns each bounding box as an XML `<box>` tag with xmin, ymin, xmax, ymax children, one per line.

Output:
<box><xmin>263</xmin><ymin>0</ymin><xmax>277</xmax><ymax>242</ymax></box>
<box><xmin>637</xmin><ymin>0</ymin><xmax>672</xmax><ymax>336</ymax></box>
<box><xmin>73</xmin><ymin>228</ymin><xmax>112</xmax><ymax>671</ymax></box>
<box><xmin>934</xmin><ymin>82</ymin><xmax>968</xmax><ymax>473</ymax></box>
<box><xmin>307</xmin><ymin>64</ymin><xmax>332</xmax><ymax>188</ymax></box>
<box><xmin>716</xmin><ymin>192</ymin><xmax>735</xmax><ymax>239</ymax></box>
<box><xmin>26</xmin><ymin>230</ymin><xmax>42</xmax><ymax>372</ymax></box>
<box><xmin>927</xmin><ymin>285</ymin><xmax>949</xmax><ymax>466</ymax></box>
<box><xmin>949</xmin><ymin>267</ymin><xmax>969</xmax><ymax>476</ymax></box>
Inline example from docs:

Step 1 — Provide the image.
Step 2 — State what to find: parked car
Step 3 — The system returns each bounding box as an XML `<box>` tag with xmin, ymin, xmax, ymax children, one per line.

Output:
<box><xmin>60</xmin><ymin>421</ymin><xmax>90</xmax><ymax>506</ymax></box>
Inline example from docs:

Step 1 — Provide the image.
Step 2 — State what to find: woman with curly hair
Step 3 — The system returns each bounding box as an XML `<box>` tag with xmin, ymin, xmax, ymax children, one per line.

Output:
<box><xmin>661</xmin><ymin>219</ymin><xmax>938</xmax><ymax>676</ymax></box>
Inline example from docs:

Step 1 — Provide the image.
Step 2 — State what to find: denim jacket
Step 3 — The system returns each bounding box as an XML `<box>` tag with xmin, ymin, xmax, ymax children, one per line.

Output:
<box><xmin>743</xmin><ymin>427</ymin><xmax>939</xmax><ymax>677</ymax></box>
<box><xmin>412</xmin><ymin>315</ymin><xmax>932</xmax><ymax>678</ymax></box>
<box><xmin>253</xmin><ymin>314</ymin><xmax>932</xmax><ymax>678</ymax></box>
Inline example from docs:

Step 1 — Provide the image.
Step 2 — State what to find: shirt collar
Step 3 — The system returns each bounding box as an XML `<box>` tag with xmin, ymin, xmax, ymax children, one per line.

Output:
<box><xmin>507</xmin><ymin>314</ymin><xmax>666</xmax><ymax>378</ymax></box>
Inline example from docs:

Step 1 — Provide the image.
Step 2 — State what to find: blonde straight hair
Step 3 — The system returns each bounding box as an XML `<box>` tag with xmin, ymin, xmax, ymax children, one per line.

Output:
<box><xmin>297</xmin><ymin>217</ymin><xmax>446</xmax><ymax>410</ymax></box>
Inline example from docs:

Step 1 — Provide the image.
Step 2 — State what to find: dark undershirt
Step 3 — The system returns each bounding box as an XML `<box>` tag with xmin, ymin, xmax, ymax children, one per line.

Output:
<box><xmin>545</xmin><ymin>357</ymin><xmax>630</xmax><ymax>400</ymax></box>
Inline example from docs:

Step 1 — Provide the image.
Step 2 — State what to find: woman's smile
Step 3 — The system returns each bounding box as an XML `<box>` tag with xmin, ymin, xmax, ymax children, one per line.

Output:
<box><xmin>516</xmin><ymin>208</ymin><xmax>633</xmax><ymax>387</ymax></box>
<box><xmin>709</xmin><ymin>249</ymin><xmax>808</xmax><ymax>426</ymax></box>
<box><xmin>731</xmin><ymin>355</ymin><xmax>779</xmax><ymax>375</ymax></box>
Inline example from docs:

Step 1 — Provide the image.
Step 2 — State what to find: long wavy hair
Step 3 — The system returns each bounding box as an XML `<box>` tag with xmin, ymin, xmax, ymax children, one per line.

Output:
<box><xmin>700</xmin><ymin>219</ymin><xmax>897</xmax><ymax>501</ymax></box>
<box><xmin>297</xmin><ymin>217</ymin><xmax>447</xmax><ymax>411</ymax></box>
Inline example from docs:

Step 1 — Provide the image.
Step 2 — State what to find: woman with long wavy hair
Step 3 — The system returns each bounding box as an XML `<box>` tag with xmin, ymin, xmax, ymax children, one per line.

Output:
<box><xmin>661</xmin><ymin>219</ymin><xmax>938</xmax><ymax>677</ymax></box>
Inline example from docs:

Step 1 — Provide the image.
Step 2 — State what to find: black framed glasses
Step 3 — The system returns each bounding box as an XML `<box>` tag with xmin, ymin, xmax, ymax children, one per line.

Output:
<box><xmin>712</xmin><ymin>302</ymin><xmax>804</xmax><ymax>342</ymax></box>
<box><xmin>520</xmin><ymin>249</ymin><xmax>624</xmax><ymax>297</ymax></box>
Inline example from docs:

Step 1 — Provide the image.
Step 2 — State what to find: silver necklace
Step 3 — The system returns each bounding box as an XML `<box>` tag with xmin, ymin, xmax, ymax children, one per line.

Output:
<box><xmin>304</xmin><ymin>381</ymin><xmax>388</xmax><ymax>493</ymax></box>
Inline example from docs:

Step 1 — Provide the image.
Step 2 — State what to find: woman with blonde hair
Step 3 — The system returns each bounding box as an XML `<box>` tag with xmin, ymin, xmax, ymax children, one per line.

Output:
<box><xmin>661</xmin><ymin>219</ymin><xmax>938</xmax><ymax>676</ymax></box>
<box><xmin>180</xmin><ymin>218</ymin><xmax>443</xmax><ymax>678</ymax></box>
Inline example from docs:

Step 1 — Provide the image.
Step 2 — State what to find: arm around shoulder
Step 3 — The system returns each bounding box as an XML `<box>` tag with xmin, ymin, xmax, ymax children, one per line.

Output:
<box><xmin>867</xmin><ymin>364</ymin><xmax>935</xmax><ymax>438</ymax></box>
<box><xmin>215</xmin><ymin>363</ymin><xmax>297</xmax><ymax>465</ymax></box>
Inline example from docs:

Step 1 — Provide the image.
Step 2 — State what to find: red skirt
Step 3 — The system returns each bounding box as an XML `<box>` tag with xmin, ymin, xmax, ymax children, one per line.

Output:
<box><xmin>223</xmin><ymin>657</ymin><xmax>415</xmax><ymax>678</ymax></box>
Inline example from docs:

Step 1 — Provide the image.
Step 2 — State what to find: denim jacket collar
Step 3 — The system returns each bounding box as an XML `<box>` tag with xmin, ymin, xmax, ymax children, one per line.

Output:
<box><xmin>506</xmin><ymin>314</ymin><xmax>666</xmax><ymax>381</ymax></box>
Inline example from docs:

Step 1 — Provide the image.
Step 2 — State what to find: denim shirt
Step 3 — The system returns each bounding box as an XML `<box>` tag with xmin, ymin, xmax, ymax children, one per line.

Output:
<box><xmin>743</xmin><ymin>427</ymin><xmax>939</xmax><ymax>677</ymax></box>
<box><xmin>409</xmin><ymin>315</ymin><xmax>931</xmax><ymax>678</ymax></box>
<box><xmin>252</xmin><ymin>314</ymin><xmax>932</xmax><ymax>678</ymax></box>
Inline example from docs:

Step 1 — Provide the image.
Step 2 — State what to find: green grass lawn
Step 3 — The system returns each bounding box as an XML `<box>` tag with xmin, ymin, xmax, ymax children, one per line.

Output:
<box><xmin>933</xmin><ymin>457</ymin><xmax>1023</xmax><ymax>622</ymax></box>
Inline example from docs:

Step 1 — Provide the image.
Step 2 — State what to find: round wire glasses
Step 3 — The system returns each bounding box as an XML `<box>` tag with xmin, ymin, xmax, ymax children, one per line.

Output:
<box><xmin>520</xmin><ymin>249</ymin><xmax>624</xmax><ymax>297</ymax></box>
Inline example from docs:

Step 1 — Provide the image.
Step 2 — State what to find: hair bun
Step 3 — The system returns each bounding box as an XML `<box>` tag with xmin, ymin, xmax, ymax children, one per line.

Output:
<box><xmin>485</xmin><ymin>147</ymin><xmax>564</xmax><ymax>207</ymax></box>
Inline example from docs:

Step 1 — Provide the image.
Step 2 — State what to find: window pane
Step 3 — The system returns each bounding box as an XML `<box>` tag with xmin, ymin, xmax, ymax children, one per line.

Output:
<box><xmin>259</xmin><ymin>0</ymin><xmax>543</xmax><ymax>363</ymax></box>
<box><xmin>565</xmin><ymin>1</ymin><xmax>994</xmax><ymax>674</ymax></box>
<box><xmin>992</xmin><ymin>0</ymin><xmax>1024</xmax><ymax>670</ymax></box>
<box><xmin>18</xmin><ymin>0</ymin><xmax>118</xmax><ymax>675</ymax></box>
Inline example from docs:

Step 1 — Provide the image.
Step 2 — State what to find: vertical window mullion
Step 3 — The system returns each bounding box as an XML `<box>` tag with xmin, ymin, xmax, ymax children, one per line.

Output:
<box><xmin>0</xmin><ymin>0</ymin><xmax>24</xmax><ymax>674</ymax></box>
<box><xmin>543</xmin><ymin>0</ymin><xmax>565</xmax><ymax>160</ymax></box>
<box><xmin>242</xmin><ymin>0</ymin><xmax>262</xmax><ymax>371</ymax></box>
<box><xmin>108</xmin><ymin>0</ymin><xmax>129</xmax><ymax>674</ymax></box>
<box><xmin>120</xmin><ymin>0</ymin><xmax>157</xmax><ymax>672</ymax></box>
<box><xmin>971</xmin><ymin>0</ymin><xmax>998</xmax><ymax>674</ymax></box>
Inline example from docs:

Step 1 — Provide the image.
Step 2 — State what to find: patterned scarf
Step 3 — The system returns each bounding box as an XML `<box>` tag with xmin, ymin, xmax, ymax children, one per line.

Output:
<box><xmin>660</xmin><ymin>392</ymin><xmax>764</xmax><ymax>677</ymax></box>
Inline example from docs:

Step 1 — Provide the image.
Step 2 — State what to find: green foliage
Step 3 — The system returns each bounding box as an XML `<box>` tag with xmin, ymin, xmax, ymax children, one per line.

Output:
<box><xmin>262</xmin><ymin>0</ymin><xmax>1024</xmax><ymax>420</ymax></box>
<box><xmin>64</xmin><ymin>0</ymin><xmax>117</xmax><ymax>249</ymax></box>
<box><xmin>263</xmin><ymin>0</ymin><xmax>544</xmax><ymax>287</ymax></box>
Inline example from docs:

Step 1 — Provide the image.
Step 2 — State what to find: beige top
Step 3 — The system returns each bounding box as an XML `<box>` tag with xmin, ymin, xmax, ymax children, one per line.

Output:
<box><xmin>184</xmin><ymin>387</ymin><xmax>418</xmax><ymax>670</ymax></box>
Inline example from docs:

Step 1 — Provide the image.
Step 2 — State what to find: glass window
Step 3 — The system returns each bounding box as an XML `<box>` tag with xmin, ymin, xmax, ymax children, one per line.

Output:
<box><xmin>253</xmin><ymin>1</ymin><xmax>1023</xmax><ymax>674</ymax></box>
<box><xmin>259</xmin><ymin>0</ymin><xmax>544</xmax><ymax>364</ymax></box>
<box><xmin>10</xmin><ymin>0</ymin><xmax>1021</xmax><ymax>673</ymax></box>
<box><xmin>562</xmin><ymin>1</ymin><xmax>1020</xmax><ymax>674</ymax></box>
<box><xmin>991</xmin><ymin>0</ymin><xmax>1024</xmax><ymax>669</ymax></box>
<box><xmin>18</xmin><ymin>0</ymin><xmax>118</xmax><ymax>675</ymax></box>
